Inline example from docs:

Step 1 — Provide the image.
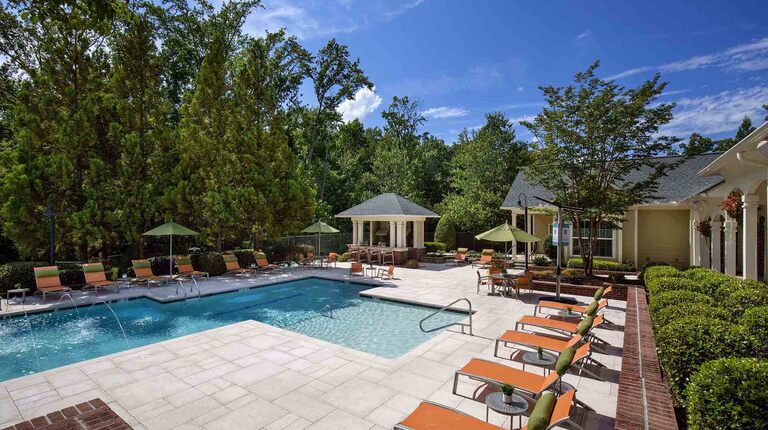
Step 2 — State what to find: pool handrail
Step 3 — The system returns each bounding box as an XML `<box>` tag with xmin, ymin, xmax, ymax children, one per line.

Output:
<box><xmin>419</xmin><ymin>298</ymin><xmax>473</xmax><ymax>336</ymax></box>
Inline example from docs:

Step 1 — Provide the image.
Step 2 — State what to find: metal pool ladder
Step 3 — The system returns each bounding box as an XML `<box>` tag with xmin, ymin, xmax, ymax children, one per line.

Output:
<box><xmin>419</xmin><ymin>298</ymin><xmax>473</xmax><ymax>336</ymax></box>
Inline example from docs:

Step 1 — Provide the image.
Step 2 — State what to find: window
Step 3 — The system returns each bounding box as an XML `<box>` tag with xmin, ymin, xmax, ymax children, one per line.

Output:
<box><xmin>572</xmin><ymin>222</ymin><xmax>615</xmax><ymax>258</ymax></box>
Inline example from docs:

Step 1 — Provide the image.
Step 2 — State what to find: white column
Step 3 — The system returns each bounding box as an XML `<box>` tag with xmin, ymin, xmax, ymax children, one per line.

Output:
<box><xmin>743</xmin><ymin>194</ymin><xmax>759</xmax><ymax>280</ymax></box>
<box><xmin>397</xmin><ymin>221</ymin><xmax>406</xmax><ymax>248</ymax></box>
<box><xmin>690</xmin><ymin>209</ymin><xmax>701</xmax><ymax>267</ymax></box>
<box><xmin>414</xmin><ymin>220</ymin><xmax>424</xmax><ymax>248</ymax></box>
<box><xmin>700</xmin><ymin>234</ymin><xmax>711</xmax><ymax>269</ymax></box>
<box><xmin>369</xmin><ymin>221</ymin><xmax>374</xmax><ymax>246</ymax></box>
<box><xmin>352</xmin><ymin>221</ymin><xmax>359</xmax><ymax>245</ymax></box>
<box><xmin>389</xmin><ymin>221</ymin><xmax>396</xmax><ymax>247</ymax></box>
<box><xmin>633</xmin><ymin>208</ymin><xmax>639</xmax><ymax>269</ymax></box>
<box><xmin>711</xmin><ymin>221</ymin><xmax>722</xmax><ymax>272</ymax></box>
<box><xmin>724</xmin><ymin>218</ymin><xmax>738</xmax><ymax>276</ymax></box>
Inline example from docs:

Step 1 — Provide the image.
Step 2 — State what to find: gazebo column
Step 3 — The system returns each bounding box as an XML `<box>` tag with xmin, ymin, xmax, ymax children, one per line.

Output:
<box><xmin>397</xmin><ymin>221</ymin><xmax>406</xmax><ymax>247</ymax></box>
<box><xmin>389</xmin><ymin>221</ymin><xmax>396</xmax><ymax>247</ymax></box>
<box><xmin>711</xmin><ymin>221</ymin><xmax>722</xmax><ymax>272</ymax></box>
<box><xmin>369</xmin><ymin>221</ymin><xmax>375</xmax><ymax>246</ymax></box>
<box><xmin>724</xmin><ymin>217</ymin><xmax>738</xmax><ymax>276</ymax></box>
<box><xmin>743</xmin><ymin>194</ymin><xmax>759</xmax><ymax>280</ymax></box>
<box><xmin>352</xmin><ymin>220</ymin><xmax>359</xmax><ymax>245</ymax></box>
<box><xmin>414</xmin><ymin>220</ymin><xmax>424</xmax><ymax>248</ymax></box>
<box><xmin>700</xmin><ymin>235</ymin><xmax>710</xmax><ymax>269</ymax></box>
<box><xmin>689</xmin><ymin>209</ymin><xmax>701</xmax><ymax>267</ymax></box>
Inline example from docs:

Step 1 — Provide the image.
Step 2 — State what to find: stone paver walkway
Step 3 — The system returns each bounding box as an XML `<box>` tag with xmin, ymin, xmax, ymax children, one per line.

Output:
<box><xmin>1</xmin><ymin>263</ymin><xmax>625</xmax><ymax>429</ymax></box>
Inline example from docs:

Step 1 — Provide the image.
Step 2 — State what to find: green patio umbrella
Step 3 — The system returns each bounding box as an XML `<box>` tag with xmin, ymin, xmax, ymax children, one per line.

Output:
<box><xmin>301</xmin><ymin>221</ymin><xmax>340</xmax><ymax>256</ymax></box>
<box><xmin>143</xmin><ymin>221</ymin><xmax>199</xmax><ymax>276</ymax></box>
<box><xmin>475</xmin><ymin>222</ymin><xmax>541</xmax><ymax>258</ymax></box>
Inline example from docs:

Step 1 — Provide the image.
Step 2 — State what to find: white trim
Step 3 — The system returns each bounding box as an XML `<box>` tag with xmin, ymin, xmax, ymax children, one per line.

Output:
<box><xmin>633</xmin><ymin>208</ymin><xmax>639</xmax><ymax>269</ymax></box>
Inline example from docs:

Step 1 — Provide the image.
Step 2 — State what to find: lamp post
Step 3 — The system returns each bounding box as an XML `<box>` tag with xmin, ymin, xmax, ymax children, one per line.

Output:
<box><xmin>43</xmin><ymin>199</ymin><xmax>55</xmax><ymax>265</ymax></box>
<box><xmin>533</xmin><ymin>196</ymin><xmax>582</xmax><ymax>303</ymax></box>
<box><xmin>517</xmin><ymin>193</ymin><xmax>529</xmax><ymax>271</ymax></box>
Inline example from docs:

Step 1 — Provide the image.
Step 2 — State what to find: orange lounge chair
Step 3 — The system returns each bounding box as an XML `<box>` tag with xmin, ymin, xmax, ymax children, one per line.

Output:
<box><xmin>534</xmin><ymin>299</ymin><xmax>607</xmax><ymax>317</ymax></box>
<box><xmin>350</xmin><ymin>262</ymin><xmax>363</xmax><ymax>276</ymax></box>
<box><xmin>174</xmin><ymin>256</ymin><xmax>209</xmax><ymax>280</ymax></box>
<box><xmin>255</xmin><ymin>253</ymin><xmax>282</xmax><ymax>273</ymax></box>
<box><xmin>82</xmin><ymin>263</ymin><xmax>118</xmax><ymax>295</ymax></box>
<box><xmin>131</xmin><ymin>259</ymin><xmax>166</xmax><ymax>286</ymax></box>
<box><xmin>394</xmin><ymin>401</ymin><xmax>502</xmax><ymax>430</ymax></box>
<box><xmin>522</xmin><ymin>390</ymin><xmax>582</xmax><ymax>430</ymax></box>
<box><xmin>327</xmin><ymin>252</ymin><xmax>338</xmax><ymax>267</ymax></box>
<box><xmin>516</xmin><ymin>314</ymin><xmax>608</xmax><ymax>347</ymax></box>
<box><xmin>495</xmin><ymin>332</ymin><xmax>582</xmax><ymax>358</ymax></box>
<box><xmin>223</xmin><ymin>254</ymin><xmax>253</xmax><ymax>275</ymax></box>
<box><xmin>33</xmin><ymin>266</ymin><xmax>72</xmax><ymax>303</ymax></box>
<box><xmin>471</xmin><ymin>250</ymin><xmax>494</xmax><ymax>268</ymax></box>
<box><xmin>446</xmin><ymin>248</ymin><xmax>469</xmax><ymax>267</ymax></box>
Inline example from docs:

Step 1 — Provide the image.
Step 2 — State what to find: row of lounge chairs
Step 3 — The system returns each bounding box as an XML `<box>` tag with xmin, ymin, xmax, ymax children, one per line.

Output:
<box><xmin>394</xmin><ymin>286</ymin><xmax>613</xmax><ymax>430</ymax></box>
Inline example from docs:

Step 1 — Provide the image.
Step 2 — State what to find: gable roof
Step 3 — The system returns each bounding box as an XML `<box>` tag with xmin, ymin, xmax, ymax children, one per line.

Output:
<box><xmin>336</xmin><ymin>193</ymin><xmax>440</xmax><ymax>218</ymax></box>
<box><xmin>501</xmin><ymin>152</ymin><xmax>725</xmax><ymax>209</ymax></box>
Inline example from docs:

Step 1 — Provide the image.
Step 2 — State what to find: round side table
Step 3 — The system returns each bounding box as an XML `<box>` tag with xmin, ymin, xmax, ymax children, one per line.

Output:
<box><xmin>6</xmin><ymin>288</ymin><xmax>30</xmax><ymax>304</ymax></box>
<box><xmin>557</xmin><ymin>309</ymin><xmax>581</xmax><ymax>317</ymax></box>
<box><xmin>522</xmin><ymin>351</ymin><xmax>557</xmax><ymax>375</ymax></box>
<box><xmin>485</xmin><ymin>391</ymin><xmax>528</xmax><ymax>429</ymax></box>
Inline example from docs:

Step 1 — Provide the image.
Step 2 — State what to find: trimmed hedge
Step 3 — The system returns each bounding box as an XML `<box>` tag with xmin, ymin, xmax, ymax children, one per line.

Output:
<box><xmin>531</xmin><ymin>254</ymin><xmax>552</xmax><ymax>266</ymax></box>
<box><xmin>646</xmin><ymin>276</ymin><xmax>705</xmax><ymax>296</ymax></box>
<box><xmin>643</xmin><ymin>265</ymin><xmax>682</xmax><ymax>283</ymax></box>
<box><xmin>723</xmin><ymin>287</ymin><xmax>768</xmax><ymax>316</ymax></box>
<box><xmin>715</xmin><ymin>278</ymin><xmax>768</xmax><ymax>301</ymax></box>
<box><xmin>685</xmin><ymin>358</ymin><xmax>768</xmax><ymax>430</ymax></box>
<box><xmin>649</xmin><ymin>290</ymin><xmax>713</xmax><ymax>317</ymax></box>
<box><xmin>232</xmin><ymin>249</ymin><xmax>257</xmax><ymax>269</ymax></box>
<box><xmin>0</xmin><ymin>261</ymin><xmax>47</xmax><ymax>294</ymax></box>
<box><xmin>424</xmin><ymin>242</ymin><xmax>446</xmax><ymax>253</ymax></box>
<box><xmin>652</xmin><ymin>303</ymin><xmax>726</xmax><ymax>329</ymax></box>
<box><xmin>741</xmin><ymin>306</ymin><xmax>768</xmax><ymax>358</ymax></box>
<box><xmin>683</xmin><ymin>268</ymin><xmax>736</xmax><ymax>297</ymax></box>
<box><xmin>566</xmin><ymin>257</ymin><xmax>633</xmax><ymax>272</ymax></box>
<box><xmin>190</xmin><ymin>252</ymin><xmax>227</xmax><ymax>276</ymax></box>
<box><xmin>656</xmin><ymin>316</ymin><xmax>744</xmax><ymax>402</ymax></box>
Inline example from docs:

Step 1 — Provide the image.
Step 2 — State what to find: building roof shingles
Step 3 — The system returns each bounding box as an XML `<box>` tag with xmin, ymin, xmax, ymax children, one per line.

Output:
<box><xmin>336</xmin><ymin>193</ymin><xmax>439</xmax><ymax>217</ymax></box>
<box><xmin>501</xmin><ymin>153</ymin><xmax>724</xmax><ymax>209</ymax></box>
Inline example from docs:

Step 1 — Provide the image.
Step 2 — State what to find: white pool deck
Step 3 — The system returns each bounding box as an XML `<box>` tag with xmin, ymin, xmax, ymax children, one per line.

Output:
<box><xmin>0</xmin><ymin>263</ymin><xmax>625</xmax><ymax>430</ymax></box>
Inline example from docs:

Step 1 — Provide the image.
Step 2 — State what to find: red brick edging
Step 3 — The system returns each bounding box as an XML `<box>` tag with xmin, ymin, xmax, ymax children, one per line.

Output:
<box><xmin>2</xmin><ymin>399</ymin><xmax>131</xmax><ymax>430</ymax></box>
<box><xmin>614</xmin><ymin>287</ymin><xmax>678</xmax><ymax>430</ymax></box>
<box><xmin>530</xmin><ymin>280</ymin><xmax>629</xmax><ymax>300</ymax></box>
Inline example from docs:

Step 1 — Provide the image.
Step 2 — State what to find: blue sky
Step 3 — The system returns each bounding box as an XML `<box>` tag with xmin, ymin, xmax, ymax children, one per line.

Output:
<box><xmin>243</xmin><ymin>0</ymin><xmax>768</xmax><ymax>143</ymax></box>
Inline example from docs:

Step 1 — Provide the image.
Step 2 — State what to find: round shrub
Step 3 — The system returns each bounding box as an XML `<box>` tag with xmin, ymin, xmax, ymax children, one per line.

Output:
<box><xmin>0</xmin><ymin>261</ymin><xmax>47</xmax><ymax>294</ymax></box>
<box><xmin>434</xmin><ymin>217</ymin><xmax>457</xmax><ymax>250</ymax></box>
<box><xmin>58</xmin><ymin>269</ymin><xmax>85</xmax><ymax>287</ymax></box>
<box><xmin>424</xmin><ymin>242</ymin><xmax>447</xmax><ymax>254</ymax></box>
<box><xmin>715</xmin><ymin>278</ymin><xmax>768</xmax><ymax>301</ymax></box>
<box><xmin>149</xmin><ymin>256</ymin><xmax>173</xmax><ymax>276</ymax></box>
<box><xmin>652</xmin><ymin>302</ymin><xmax>726</xmax><ymax>329</ymax></box>
<box><xmin>649</xmin><ymin>290</ymin><xmax>713</xmax><ymax>316</ymax></box>
<box><xmin>685</xmin><ymin>358</ymin><xmax>768</xmax><ymax>430</ymax></box>
<box><xmin>531</xmin><ymin>254</ymin><xmax>552</xmax><ymax>266</ymax></box>
<box><xmin>232</xmin><ymin>249</ymin><xmax>256</xmax><ymax>269</ymax></box>
<box><xmin>656</xmin><ymin>316</ymin><xmax>744</xmax><ymax>402</ymax></box>
<box><xmin>337</xmin><ymin>252</ymin><xmax>350</xmax><ymax>263</ymax></box>
<box><xmin>723</xmin><ymin>287</ymin><xmax>768</xmax><ymax>316</ymax></box>
<box><xmin>642</xmin><ymin>265</ymin><xmax>682</xmax><ymax>283</ymax></box>
<box><xmin>646</xmin><ymin>276</ymin><xmax>704</xmax><ymax>296</ymax></box>
<box><xmin>190</xmin><ymin>252</ymin><xmax>227</xmax><ymax>276</ymax></box>
<box><xmin>683</xmin><ymin>268</ymin><xmax>734</xmax><ymax>297</ymax></box>
<box><xmin>740</xmin><ymin>306</ymin><xmax>768</xmax><ymax>358</ymax></box>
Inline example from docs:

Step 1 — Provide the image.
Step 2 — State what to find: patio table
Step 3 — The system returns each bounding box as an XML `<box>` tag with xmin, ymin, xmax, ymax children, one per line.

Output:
<box><xmin>522</xmin><ymin>350</ymin><xmax>557</xmax><ymax>375</ymax></box>
<box><xmin>485</xmin><ymin>391</ymin><xmax>527</xmax><ymax>429</ymax></box>
<box><xmin>489</xmin><ymin>273</ymin><xmax>521</xmax><ymax>298</ymax></box>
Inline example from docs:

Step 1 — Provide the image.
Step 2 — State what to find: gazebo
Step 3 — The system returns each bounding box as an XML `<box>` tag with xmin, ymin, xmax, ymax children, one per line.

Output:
<box><xmin>336</xmin><ymin>193</ymin><xmax>439</xmax><ymax>263</ymax></box>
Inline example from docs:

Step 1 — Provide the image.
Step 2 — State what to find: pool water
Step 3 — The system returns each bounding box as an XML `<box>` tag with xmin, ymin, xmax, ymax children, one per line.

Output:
<box><xmin>0</xmin><ymin>278</ymin><xmax>466</xmax><ymax>381</ymax></box>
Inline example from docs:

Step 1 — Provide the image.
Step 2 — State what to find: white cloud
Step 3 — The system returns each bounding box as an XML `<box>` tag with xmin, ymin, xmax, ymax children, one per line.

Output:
<box><xmin>575</xmin><ymin>29</ymin><xmax>593</xmax><ymax>43</ymax></box>
<box><xmin>245</xmin><ymin>0</ymin><xmax>359</xmax><ymax>39</ymax></box>
<box><xmin>661</xmin><ymin>85</ymin><xmax>768</xmax><ymax>136</ymax></box>
<box><xmin>516</xmin><ymin>86</ymin><xmax>524</xmax><ymax>92</ymax></box>
<box><xmin>422</xmin><ymin>107</ymin><xmax>469</xmax><ymax>119</ymax></box>
<box><xmin>385</xmin><ymin>0</ymin><xmax>425</xmax><ymax>18</ymax></box>
<box><xmin>608</xmin><ymin>37</ymin><xmax>768</xmax><ymax>80</ymax></box>
<box><xmin>511</xmin><ymin>114</ymin><xmax>536</xmax><ymax>124</ymax></box>
<box><xmin>337</xmin><ymin>87</ymin><xmax>382</xmax><ymax>123</ymax></box>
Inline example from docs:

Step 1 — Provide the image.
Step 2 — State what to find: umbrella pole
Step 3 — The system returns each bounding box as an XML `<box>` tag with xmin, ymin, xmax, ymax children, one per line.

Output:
<box><xmin>169</xmin><ymin>234</ymin><xmax>173</xmax><ymax>279</ymax></box>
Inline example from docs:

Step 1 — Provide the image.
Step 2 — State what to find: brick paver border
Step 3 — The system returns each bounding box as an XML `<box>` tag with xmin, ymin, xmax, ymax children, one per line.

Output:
<box><xmin>1</xmin><ymin>399</ymin><xmax>131</xmax><ymax>430</ymax></box>
<box><xmin>614</xmin><ymin>286</ymin><xmax>678</xmax><ymax>430</ymax></box>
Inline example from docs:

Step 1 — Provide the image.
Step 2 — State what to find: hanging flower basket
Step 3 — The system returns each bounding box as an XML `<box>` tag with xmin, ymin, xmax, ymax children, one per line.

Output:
<box><xmin>695</xmin><ymin>220</ymin><xmax>711</xmax><ymax>238</ymax></box>
<box><xmin>719</xmin><ymin>191</ymin><xmax>743</xmax><ymax>219</ymax></box>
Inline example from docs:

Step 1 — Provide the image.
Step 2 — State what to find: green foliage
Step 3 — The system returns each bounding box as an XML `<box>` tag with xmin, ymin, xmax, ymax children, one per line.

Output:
<box><xmin>434</xmin><ymin>217</ymin><xmax>457</xmax><ymax>250</ymax></box>
<box><xmin>643</xmin><ymin>265</ymin><xmax>682</xmax><ymax>283</ymax></box>
<box><xmin>685</xmin><ymin>358</ymin><xmax>768</xmax><ymax>430</ymax></box>
<box><xmin>148</xmin><ymin>256</ymin><xmax>173</xmax><ymax>276</ymax></box>
<box><xmin>190</xmin><ymin>252</ymin><xmax>227</xmax><ymax>276</ymax></box>
<box><xmin>656</xmin><ymin>316</ymin><xmax>743</xmax><ymax>402</ymax></box>
<box><xmin>741</xmin><ymin>307</ymin><xmax>768</xmax><ymax>358</ymax></box>
<box><xmin>652</xmin><ymin>303</ymin><xmax>726</xmax><ymax>329</ymax></box>
<box><xmin>683</xmin><ymin>268</ymin><xmax>737</xmax><ymax>297</ymax></box>
<box><xmin>232</xmin><ymin>249</ymin><xmax>256</xmax><ymax>269</ymax></box>
<box><xmin>714</xmin><ymin>278</ymin><xmax>767</xmax><ymax>301</ymax></box>
<box><xmin>523</xmin><ymin>61</ymin><xmax>678</xmax><ymax>275</ymax></box>
<box><xmin>646</xmin><ymin>276</ymin><xmax>705</xmax><ymax>296</ymax></box>
<box><xmin>531</xmin><ymin>254</ymin><xmax>552</xmax><ymax>266</ymax></box>
<box><xmin>0</xmin><ymin>261</ymin><xmax>46</xmax><ymax>294</ymax></box>
<box><xmin>336</xmin><ymin>252</ymin><xmax>350</xmax><ymax>263</ymax></box>
<box><xmin>723</xmin><ymin>287</ymin><xmax>768</xmax><ymax>316</ymax></box>
<box><xmin>424</xmin><ymin>242</ymin><xmax>447</xmax><ymax>253</ymax></box>
<box><xmin>59</xmin><ymin>269</ymin><xmax>85</xmax><ymax>287</ymax></box>
<box><xmin>649</xmin><ymin>290</ymin><xmax>713</xmax><ymax>316</ymax></box>
<box><xmin>566</xmin><ymin>257</ymin><xmax>631</xmax><ymax>272</ymax></box>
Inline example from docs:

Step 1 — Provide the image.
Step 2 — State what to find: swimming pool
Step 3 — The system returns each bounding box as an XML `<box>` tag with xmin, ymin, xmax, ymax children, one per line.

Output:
<box><xmin>0</xmin><ymin>277</ymin><xmax>466</xmax><ymax>381</ymax></box>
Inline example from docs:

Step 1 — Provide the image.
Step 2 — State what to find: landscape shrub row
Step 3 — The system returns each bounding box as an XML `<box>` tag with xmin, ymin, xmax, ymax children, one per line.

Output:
<box><xmin>566</xmin><ymin>257</ymin><xmax>635</xmax><ymax>272</ymax></box>
<box><xmin>645</xmin><ymin>265</ymin><xmax>768</xmax><ymax>429</ymax></box>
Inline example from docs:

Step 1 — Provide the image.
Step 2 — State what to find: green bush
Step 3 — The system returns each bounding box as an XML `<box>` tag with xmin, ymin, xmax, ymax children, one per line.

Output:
<box><xmin>723</xmin><ymin>287</ymin><xmax>768</xmax><ymax>316</ymax></box>
<box><xmin>566</xmin><ymin>257</ymin><xmax>631</xmax><ymax>271</ymax></box>
<box><xmin>649</xmin><ymin>290</ymin><xmax>713</xmax><ymax>316</ymax></box>
<box><xmin>656</xmin><ymin>316</ymin><xmax>744</xmax><ymax>402</ymax></box>
<box><xmin>531</xmin><ymin>254</ymin><xmax>552</xmax><ymax>266</ymax></box>
<box><xmin>424</xmin><ymin>242</ymin><xmax>447</xmax><ymax>253</ymax></box>
<box><xmin>543</xmin><ymin>235</ymin><xmax>557</xmax><ymax>259</ymax></box>
<box><xmin>652</xmin><ymin>302</ymin><xmax>726</xmax><ymax>329</ymax></box>
<box><xmin>0</xmin><ymin>261</ymin><xmax>47</xmax><ymax>294</ymax></box>
<box><xmin>643</xmin><ymin>265</ymin><xmax>682</xmax><ymax>283</ymax></box>
<box><xmin>683</xmin><ymin>268</ymin><xmax>736</xmax><ymax>297</ymax></box>
<box><xmin>741</xmin><ymin>306</ymin><xmax>768</xmax><ymax>358</ymax></box>
<box><xmin>337</xmin><ymin>252</ymin><xmax>350</xmax><ymax>263</ymax></box>
<box><xmin>232</xmin><ymin>249</ymin><xmax>257</xmax><ymax>269</ymax></box>
<box><xmin>715</xmin><ymin>278</ymin><xmax>767</xmax><ymax>301</ymax></box>
<box><xmin>59</xmin><ymin>269</ymin><xmax>85</xmax><ymax>287</ymax></box>
<box><xmin>685</xmin><ymin>358</ymin><xmax>768</xmax><ymax>430</ymax></box>
<box><xmin>149</xmin><ymin>256</ymin><xmax>173</xmax><ymax>275</ymax></box>
<box><xmin>190</xmin><ymin>252</ymin><xmax>227</xmax><ymax>276</ymax></box>
<box><xmin>646</xmin><ymin>276</ymin><xmax>705</xmax><ymax>296</ymax></box>
<box><xmin>434</xmin><ymin>217</ymin><xmax>457</xmax><ymax>250</ymax></box>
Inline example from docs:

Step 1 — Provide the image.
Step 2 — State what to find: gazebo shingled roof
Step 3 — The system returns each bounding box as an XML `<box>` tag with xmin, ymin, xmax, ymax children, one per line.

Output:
<box><xmin>336</xmin><ymin>193</ymin><xmax>439</xmax><ymax>218</ymax></box>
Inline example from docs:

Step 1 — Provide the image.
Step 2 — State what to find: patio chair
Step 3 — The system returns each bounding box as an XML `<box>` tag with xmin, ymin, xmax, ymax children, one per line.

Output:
<box><xmin>516</xmin><ymin>271</ymin><xmax>534</xmax><ymax>295</ymax></box>
<box><xmin>471</xmin><ymin>249</ymin><xmax>494</xmax><ymax>268</ymax></box>
<box><xmin>131</xmin><ymin>259</ymin><xmax>166</xmax><ymax>286</ymax></box>
<box><xmin>476</xmin><ymin>268</ymin><xmax>502</xmax><ymax>294</ymax></box>
<box><xmin>534</xmin><ymin>299</ymin><xmax>607</xmax><ymax>317</ymax></box>
<box><xmin>327</xmin><ymin>252</ymin><xmax>338</xmax><ymax>267</ymax></box>
<box><xmin>350</xmin><ymin>262</ymin><xmax>364</xmax><ymax>276</ymax></box>
<box><xmin>297</xmin><ymin>254</ymin><xmax>313</xmax><ymax>269</ymax></box>
<box><xmin>82</xmin><ymin>262</ymin><xmax>118</xmax><ymax>295</ymax></box>
<box><xmin>516</xmin><ymin>314</ymin><xmax>608</xmax><ymax>347</ymax></box>
<box><xmin>382</xmin><ymin>250</ymin><xmax>395</xmax><ymax>266</ymax></box>
<box><xmin>446</xmin><ymin>248</ymin><xmax>469</xmax><ymax>266</ymax></box>
<box><xmin>255</xmin><ymin>253</ymin><xmax>282</xmax><ymax>273</ymax></box>
<box><xmin>174</xmin><ymin>255</ymin><xmax>209</xmax><ymax>280</ymax></box>
<box><xmin>33</xmin><ymin>266</ymin><xmax>72</xmax><ymax>303</ymax></box>
<box><xmin>377</xmin><ymin>265</ymin><xmax>394</xmax><ymax>280</ymax></box>
<box><xmin>358</xmin><ymin>249</ymin><xmax>369</xmax><ymax>263</ymax></box>
<box><xmin>223</xmin><ymin>254</ymin><xmax>254</xmax><ymax>275</ymax></box>
<box><xmin>369</xmin><ymin>248</ymin><xmax>382</xmax><ymax>264</ymax></box>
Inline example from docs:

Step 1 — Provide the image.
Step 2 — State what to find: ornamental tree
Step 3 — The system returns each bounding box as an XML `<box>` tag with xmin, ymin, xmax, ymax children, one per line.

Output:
<box><xmin>522</xmin><ymin>61</ymin><xmax>679</xmax><ymax>275</ymax></box>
